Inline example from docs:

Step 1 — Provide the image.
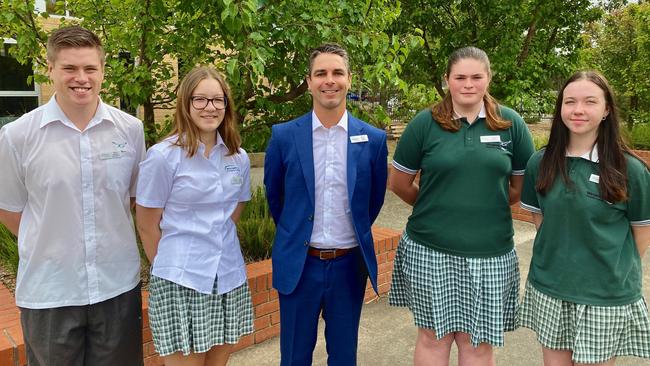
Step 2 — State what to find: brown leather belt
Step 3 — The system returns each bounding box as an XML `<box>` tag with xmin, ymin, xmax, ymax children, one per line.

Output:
<box><xmin>307</xmin><ymin>247</ymin><xmax>352</xmax><ymax>260</ymax></box>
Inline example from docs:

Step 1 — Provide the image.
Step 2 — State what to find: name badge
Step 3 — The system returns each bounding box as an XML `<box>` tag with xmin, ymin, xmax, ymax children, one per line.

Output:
<box><xmin>589</xmin><ymin>174</ymin><xmax>600</xmax><ymax>184</ymax></box>
<box><xmin>350</xmin><ymin>134</ymin><xmax>369</xmax><ymax>143</ymax></box>
<box><xmin>99</xmin><ymin>151</ymin><xmax>123</xmax><ymax>160</ymax></box>
<box><xmin>480</xmin><ymin>135</ymin><xmax>501</xmax><ymax>143</ymax></box>
<box><xmin>225</xmin><ymin>165</ymin><xmax>241</xmax><ymax>173</ymax></box>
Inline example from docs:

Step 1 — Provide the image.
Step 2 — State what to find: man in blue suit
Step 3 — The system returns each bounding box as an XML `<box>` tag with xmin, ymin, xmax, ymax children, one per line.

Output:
<box><xmin>264</xmin><ymin>44</ymin><xmax>388</xmax><ymax>366</ymax></box>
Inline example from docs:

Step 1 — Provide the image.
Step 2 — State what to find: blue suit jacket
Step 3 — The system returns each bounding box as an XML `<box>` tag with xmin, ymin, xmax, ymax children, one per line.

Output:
<box><xmin>264</xmin><ymin>111</ymin><xmax>388</xmax><ymax>295</ymax></box>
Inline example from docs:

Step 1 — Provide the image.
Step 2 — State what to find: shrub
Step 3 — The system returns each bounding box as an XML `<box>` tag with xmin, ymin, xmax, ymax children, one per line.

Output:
<box><xmin>238</xmin><ymin>186</ymin><xmax>275</xmax><ymax>262</ymax></box>
<box><xmin>628</xmin><ymin>123</ymin><xmax>650</xmax><ymax>151</ymax></box>
<box><xmin>0</xmin><ymin>224</ymin><xmax>18</xmax><ymax>275</ymax></box>
<box><xmin>533</xmin><ymin>134</ymin><xmax>549</xmax><ymax>151</ymax></box>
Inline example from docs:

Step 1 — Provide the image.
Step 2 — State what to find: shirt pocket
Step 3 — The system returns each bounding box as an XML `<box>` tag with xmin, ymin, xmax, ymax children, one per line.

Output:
<box><xmin>103</xmin><ymin>149</ymin><xmax>136</xmax><ymax>192</ymax></box>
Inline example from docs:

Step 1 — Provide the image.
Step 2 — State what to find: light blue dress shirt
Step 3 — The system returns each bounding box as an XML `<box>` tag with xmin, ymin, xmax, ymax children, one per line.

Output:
<box><xmin>136</xmin><ymin>134</ymin><xmax>251</xmax><ymax>295</ymax></box>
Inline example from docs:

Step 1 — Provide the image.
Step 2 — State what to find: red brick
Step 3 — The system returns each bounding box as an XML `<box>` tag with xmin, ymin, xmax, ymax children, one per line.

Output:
<box><xmin>143</xmin><ymin>341</ymin><xmax>158</xmax><ymax>357</ymax></box>
<box><xmin>144</xmin><ymin>354</ymin><xmax>164</xmax><ymax>366</ymax></box>
<box><xmin>378</xmin><ymin>262</ymin><xmax>392</xmax><ymax>275</ymax></box>
<box><xmin>255</xmin><ymin>299</ymin><xmax>279</xmax><ymax>317</ymax></box>
<box><xmin>269</xmin><ymin>288</ymin><xmax>278</xmax><ymax>300</ymax></box>
<box><xmin>256</xmin><ymin>275</ymin><xmax>268</xmax><ymax>292</ymax></box>
<box><xmin>386</xmin><ymin>250</ymin><xmax>396</xmax><ymax>262</ymax></box>
<box><xmin>0</xmin><ymin>335</ymin><xmax>16</xmax><ymax>366</ymax></box>
<box><xmin>270</xmin><ymin>311</ymin><xmax>281</xmax><ymax>325</ymax></box>
<box><xmin>142</xmin><ymin>309</ymin><xmax>149</xmax><ymax>326</ymax></box>
<box><xmin>247</xmin><ymin>278</ymin><xmax>256</xmax><ymax>292</ymax></box>
<box><xmin>231</xmin><ymin>334</ymin><xmax>254</xmax><ymax>353</ymax></box>
<box><xmin>252</xmin><ymin>291</ymin><xmax>269</xmax><ymax>306</ymax></box>
<box><xmin>254</xmin><ymin>324</ymin><xmax>280</xmax><ymax>344</ymax></box>
<box><xmin>142</xmin><ymin>326</ymin><xmax>152</xmax><ymax>343</ymax></box>
<box><xmin>364</xmin><ymin>291</ymin><xmax>378</xmax><ymax>303</ymax></box>
<box><xmin>378</xmin><ymin>282</ymin><xmax>391</xmax><ymax>295</ymax></box>
<box><xmin>254</xmin><ymin>315</ymin><xmax>270</xmax><ymax>331</ymax></box>
<box><xmin>377</xmin><ymin>273</ymin><xmax>387</xmax><ymax>285</ymax></box>
<box><xmin>376</xmin><ymin>253</ymin><xmax>387</xmax><ymax>265</ymax></box>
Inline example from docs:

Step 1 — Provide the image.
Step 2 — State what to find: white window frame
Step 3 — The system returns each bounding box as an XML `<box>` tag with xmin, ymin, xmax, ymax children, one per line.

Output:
<box><xmin>1</xmin><ymin>38</ymin><xmax>41</xmax><ymax>105</ymax></box>
<box><xmin>34</xmin><ymin>0</ymin><xmax>74</xmax><ymax>18</ymax></box>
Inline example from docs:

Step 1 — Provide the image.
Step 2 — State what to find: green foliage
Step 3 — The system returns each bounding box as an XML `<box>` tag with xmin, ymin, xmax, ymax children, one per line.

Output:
<box><xmin>1</xmin><ymin>0</ymin><xmax>413</xmax><ymax>147</ymax></box>
<box><xmin>390</xmin><ymin>0</ymin><xmax>602</xmax><ymax>113</ymax></box>
<box><xmin>347</xmin><ymin>102</ymin><xmax>391</xmax><ymax>129</ymax></box>
<box><xmin>579</xmin><ymin>2</ymin><xmax>650</xmax><ymax>129</ymax></box>
<box><xmin>627</xmin><ymin>123</ymin><xmax>650</xmax><ymax>151</ymax></box>
<box><xmin>532</xmin><ymin>133</ymin><xmax>549</xmax><ymax>151</ymax></box>
<box><xmin>391</xmin><ymin>83</ymin><xmax>441</xmax><ymax>123</ymax></box>
<box><xmin>0</xmin><ymin>224</ymin><xmax>18</xmax><ymax>276</ymax></box>
<box><xmin>237</xmin><ymin>186</ymin><xmax>275</xmax><ymax>262</ymax></box>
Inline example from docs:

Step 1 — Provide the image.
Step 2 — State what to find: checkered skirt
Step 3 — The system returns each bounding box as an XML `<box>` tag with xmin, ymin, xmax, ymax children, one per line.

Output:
<box><xmin>389</xmin><ymin>232</ymin><xmax>519</xmax><ymax>347</ymax></box>
<box><xmin>518</xmin><ymin>281</ymin><xmax>650</xmax><ymax>363</ymax></box>
<box><xmin>148</xmin><ymin>275</ymin><xmax>254</xmax><ymax>357</ymax></box>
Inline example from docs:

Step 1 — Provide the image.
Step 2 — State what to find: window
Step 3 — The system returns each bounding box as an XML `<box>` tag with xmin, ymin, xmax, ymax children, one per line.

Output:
<box><xmin>34</xmin><ymin>0</ymin><xmax>73</xmax><ymax>17</ymax></box>
<box><xmin>0</xmin><ymin>41</ymin><xmax>39</xmax><ymax>123</ymax></box>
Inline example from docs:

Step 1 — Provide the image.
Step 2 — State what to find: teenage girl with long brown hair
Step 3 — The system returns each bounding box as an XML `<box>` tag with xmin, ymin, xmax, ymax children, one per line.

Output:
<box><xmin>519</xmin><ymin>70</ymin><xmax>650</xmax><ymax>365</ymax></box>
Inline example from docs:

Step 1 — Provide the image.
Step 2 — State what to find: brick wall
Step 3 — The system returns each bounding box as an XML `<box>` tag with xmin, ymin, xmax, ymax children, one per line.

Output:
<box><xmin>0</xmin><ymin>226</ymin><xmax>402</xmax><ymax>366</ymax></box>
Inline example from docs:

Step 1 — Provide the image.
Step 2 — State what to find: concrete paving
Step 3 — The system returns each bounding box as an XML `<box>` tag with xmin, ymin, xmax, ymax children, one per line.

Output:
<box><xmin>239</xmin><ymin>168</ymin><xmax>650</xmax><ymax>365</ymax></box>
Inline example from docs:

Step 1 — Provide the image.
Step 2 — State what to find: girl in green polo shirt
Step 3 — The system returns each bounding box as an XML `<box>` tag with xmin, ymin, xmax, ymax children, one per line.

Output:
<box><xmin>519</xmin><ymin>70</ymin><xmax>650</xmax><ymax>365</ymax></box>
<box><xmin>388</xmin><ymin>46</ymin><xmax>535</xmax><ymax>365</ymax></box>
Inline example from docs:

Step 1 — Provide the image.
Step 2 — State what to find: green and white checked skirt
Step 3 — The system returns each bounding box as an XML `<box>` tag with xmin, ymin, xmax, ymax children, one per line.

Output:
<box><xmin>519</xmin><ymin>281</ymin><xmax>650</xmax><ymax>364</ymax></box>
<box><xmin>148</xmin><ymin>275</ymin><xmax>254</xmax><ymax>357</ymax></box>
<box><xmin>389</xmin><ymin>232</ymin><xmax>519</xmax><ymax>347</ymax></box>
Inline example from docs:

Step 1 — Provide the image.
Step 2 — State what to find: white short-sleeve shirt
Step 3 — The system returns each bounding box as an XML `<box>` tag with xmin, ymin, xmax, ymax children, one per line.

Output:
<box><xmin>0</xmin><ymin>96</ymin><xmax>146</xmax><ymax>309</ymax></box>
<box><xmin>136</xmin><ymin>135</ymin><xmax>251</xmax><ymax>295</ymax></box>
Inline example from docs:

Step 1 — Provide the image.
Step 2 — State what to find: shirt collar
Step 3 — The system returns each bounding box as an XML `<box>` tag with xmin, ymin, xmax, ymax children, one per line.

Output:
<box><xmin>453</xmin><ymin>103</ymin><xmax>486</xmax><ymax>121</ymax></box>
<box><xmin>567</xmin><ymin>144</ymin><xmax>599</xmax><ymax>163</ymax></box>
<box><xmin>40</xmin><ymin>95</ymin><xmax>114</xmax><ymax>129</ymax></box>
<box><xmin>216</xmin><ymin>131</ymin><xmax>226</xmax><ymax>147</ymax></box>
<box><xmin>312</xmin><ymin>110</ymin><xmax>348</xmax><ymax>132</ymax></box>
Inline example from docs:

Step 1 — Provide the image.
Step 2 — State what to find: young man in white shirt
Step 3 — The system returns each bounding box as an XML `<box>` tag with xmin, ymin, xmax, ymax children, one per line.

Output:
<box><xmin>0</xmin><ymin>25</ymin><xmax>146</xmax><ymax>366</ymax></box>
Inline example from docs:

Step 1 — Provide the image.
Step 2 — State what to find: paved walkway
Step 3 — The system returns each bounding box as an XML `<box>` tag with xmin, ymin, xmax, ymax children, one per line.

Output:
<box><xmin>239</xmin><ymin>168</ymin><xmax>650</xmax><ymax>365</ymax></box>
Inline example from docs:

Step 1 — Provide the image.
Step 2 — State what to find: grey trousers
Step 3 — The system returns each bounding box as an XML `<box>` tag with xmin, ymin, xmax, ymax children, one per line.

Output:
<box><xmin>19</xmin><ymin>283</ymin><xmax>143</xmax><ymax>366</ymax></box>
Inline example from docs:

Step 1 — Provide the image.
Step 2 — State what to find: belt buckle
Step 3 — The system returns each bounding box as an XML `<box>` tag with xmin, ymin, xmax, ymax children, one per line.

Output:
<box><xmin>319</xmin><ymin>249</ymin><xmax>336</xmax><ymax>260</ymax></box>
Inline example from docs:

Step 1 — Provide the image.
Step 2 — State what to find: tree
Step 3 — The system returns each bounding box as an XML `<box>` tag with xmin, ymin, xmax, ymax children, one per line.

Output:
<box><xmin>389</xmin><ymin>0</ymin><xmax>603</xmax><ymax>117</ymax></box>
<box><xmin>580</xmin><ymin>2</ymin><xmax>650</xmax><ymax>128</ymax></box>
<box><xmin>1</xmin><ymin>0</ymin><xmax>413</xmax><ymax>148</ymax></box>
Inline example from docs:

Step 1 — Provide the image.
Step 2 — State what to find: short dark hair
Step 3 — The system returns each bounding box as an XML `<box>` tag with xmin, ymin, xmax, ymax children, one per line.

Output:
<box><xmin>47</xmin><ymin>25</ymin><xmax>105</xmax><ymax>64</ymax></box>
<box><xmin>308</xmin><ymin>43</ymin><xmax>350</xmax><ymax>75</ymax></box>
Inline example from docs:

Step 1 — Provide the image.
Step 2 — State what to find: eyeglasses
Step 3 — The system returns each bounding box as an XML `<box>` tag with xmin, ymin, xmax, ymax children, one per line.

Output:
<box><xmin>190</xmin><ymin>96</ymin><xmax>227</xmax><ymax>110</ymax></box>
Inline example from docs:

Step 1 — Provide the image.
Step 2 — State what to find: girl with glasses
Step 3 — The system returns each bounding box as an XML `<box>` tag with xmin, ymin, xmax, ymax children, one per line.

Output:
<box><xmin>136</xmin><ymin>66</ymin><xmax>253</xmax><ymax>366</ymax></box>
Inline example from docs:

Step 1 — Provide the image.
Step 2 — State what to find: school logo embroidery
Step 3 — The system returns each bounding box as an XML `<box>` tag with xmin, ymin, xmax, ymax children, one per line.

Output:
<box><xmin>112</xmin><ymin>141</ymin><xmax>128</xmax><ymax>152</ymax></box>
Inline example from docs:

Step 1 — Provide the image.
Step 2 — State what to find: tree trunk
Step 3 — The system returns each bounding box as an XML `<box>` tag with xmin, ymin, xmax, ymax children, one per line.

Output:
<box><xmin>628</xmin><ymin>94</ymin><xmax>639</xmax><ymax>131</ymax></box>
<box><xmin>143</xmin><ymin>99</ymin><xmax>156</xmax><ymax>147</ymax></box>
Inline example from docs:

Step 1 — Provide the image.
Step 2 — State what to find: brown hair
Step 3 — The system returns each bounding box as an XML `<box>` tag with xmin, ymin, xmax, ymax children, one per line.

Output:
<box><xmin>167</xmin><ymin>66</ymin><xmax>241</xmax><ymax>157</ymax></box>
<box><xmin>47</xmin><ymin>25</ymin><xmax>105</xmax><ymax>64</ymax></box>
<box><xmin>431</xmin><ymin>46</ymin><xmax>510</xmax><ymax>132</ymax></box>
<box><xmin>308</xmin><ymin>43</ymin><xmax>350</xmax><ymax>75</ymax></box>
<box><xmin>536</xmin><ymin>70</ymin><xmax>645</xmax><ymax>202</ymax></box>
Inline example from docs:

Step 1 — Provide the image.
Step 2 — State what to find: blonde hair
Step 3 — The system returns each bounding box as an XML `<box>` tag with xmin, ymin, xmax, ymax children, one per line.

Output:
<box><xmin>167</xmin><ymin>66</ymin><xmax>241</xmax><ymax>157</ymax></box>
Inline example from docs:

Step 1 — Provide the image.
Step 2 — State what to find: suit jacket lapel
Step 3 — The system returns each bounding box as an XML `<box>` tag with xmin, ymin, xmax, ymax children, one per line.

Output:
<box><xmin>347</xmin><ymin>116</ymin><xmax>365</xmax><ymax>203</ymax></box>
<box><xmin>294</xmin><ymin>114</ymin><xmax>316</xmax><ymax>207</ymax></box>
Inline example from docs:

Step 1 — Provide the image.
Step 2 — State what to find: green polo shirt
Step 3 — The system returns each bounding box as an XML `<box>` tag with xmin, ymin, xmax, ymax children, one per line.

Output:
<box><xmin>521</xmin><ymin>149</ymin><xmax>650</xmax><ymax>306</ymax></box>
<box><xmin>393</xmin><ymin>106</ymin><xmax>535</xmax><ymax>258</ymax></box>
